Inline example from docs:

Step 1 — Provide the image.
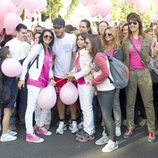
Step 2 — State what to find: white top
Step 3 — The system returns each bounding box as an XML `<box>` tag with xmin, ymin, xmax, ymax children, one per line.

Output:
<box><xmin>5</xmin><ymin>38</ymin><xmax>30</xmax><ymax>60</ymax></box>
<box><xmin>52</xmin><ymin>33</ymin><xmax>76</xmax><ymax>78</ymax></box>
<box><xmin>73</xmin><ymin>48</ymin><xmax>93</xmax><ymax>84</ymax></box>
<box><xmin>20</xmin><ymin>44</ymin><xmax>53</xmax><ymax>80</ymax></box>
<box><xmin>93</xmin><ymin>56</ymin><xmax>115</xmax><ymax>91</ymax></box>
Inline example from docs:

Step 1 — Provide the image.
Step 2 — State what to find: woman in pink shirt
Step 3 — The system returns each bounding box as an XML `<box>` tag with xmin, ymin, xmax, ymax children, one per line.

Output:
<box><xmin>122</xmin><ymin>13</ymin><xmax>156</xmax><ymax>142</ymax></box>
<box><xmin>18</xmin><ymin>29</ymin><xmax>55</xmax><ymax>143</ymax></box>
<box><xmin>66</xmin><ymin>32</ymin><xmax>95</xmax><ymax>142</ymax></box>
<box><xmin>95</xmin><ymin>27</ymin><xmax>123</xmax><ymax>146</ymax></box>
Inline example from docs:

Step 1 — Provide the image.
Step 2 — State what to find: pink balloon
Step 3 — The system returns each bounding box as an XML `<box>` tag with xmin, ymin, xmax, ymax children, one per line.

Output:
<box><xmin>4</xmin><ymin>12</ymin><xmax>22</xmax><ymax>35</ymax></box>
<box><xmin>38</xmin><ymin>0</ymin><xmax>47</xmax><ymax>12</ymax></box>
<box><xmin>1</xmin><ymin>58</ymin><xmax>22</xmax><ymax>77</ymax></box>
<box><xmin>135</xmin><ymin>0</ymin><xmax>150</xmax><ymax>13</ymax></box>
<box><xmin>0</xmin><ymin>4</ymin><xmax>8</xmax><ymax>22</ymax></box>
<box><xmin>60</xmin><ymin>82</ymin><xmax>78</xmax><ymax>105</ymax></box>
<box><xmin>11</xmin><ymin>0</ymin><xmax>23</xmax><ymax>6</ymax></box>
<box><xmin>7</xmin><ymin>1</ymin><xmax>17</xmax><ymax>13</ymax></box>
<box><xmin>24</xmin><ymin>0</ymin><xmax>42</xmax><ymax>13</ymax></box>
<box><xmin>80</xmin><ymin>0</ymin><xmax>91</xmax><ymax>6</ymax></box>
<box><xmin>153</xmin><ymin>0</ymin><xmax>158</xmax><ymax>5</ymax></box>
<box><xmin>38</xmin><ymin>86</ymin><xmax>57</xmax><ymax>110</ymax></box>
<box><xmin>25</xmin><ymin>10</ymin><xmax>34</xmax><ymax>19</ymax></box>
<box><xmin>96</xmin><ymin>0</ymin><xmax>112</xmax><ymax>18</ymax></box>
<box><xmin>5</xmin><ymin>27</ymin><xmax>16</xmax><ymax>35</ymax></box>
<box><xmin>88</xmin><ymin>4</ymin><xmax>98</xmax><ymax>17</ymax></box>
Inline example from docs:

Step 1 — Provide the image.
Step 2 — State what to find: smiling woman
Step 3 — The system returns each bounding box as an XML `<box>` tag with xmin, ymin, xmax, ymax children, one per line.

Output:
<box><xmin>18</xmin><ymin>29</ymin><xmax>55</xmax><ymax>143</ymax></box>
<box><xmin>122</xmin><ymin>13</ymin><xmax>156</xmax><ymax>143</ymax></box>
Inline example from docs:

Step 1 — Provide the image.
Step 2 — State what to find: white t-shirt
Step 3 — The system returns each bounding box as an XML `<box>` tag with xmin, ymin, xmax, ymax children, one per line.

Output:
<box><xmin>5</xmin><ymin>38</ymin><xmax>30</xmax><ymax>61</ymax></box>
<box><xmin>53</xmin><ymin>33</ymin><xmax>76</xmax><ymax>78</ymax></box>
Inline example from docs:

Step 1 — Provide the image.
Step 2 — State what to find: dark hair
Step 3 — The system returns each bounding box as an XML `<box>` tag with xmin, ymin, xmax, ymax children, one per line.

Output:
<box><xmin>16</xmin><ymin>23</ymin><xmax>27</xmax><ymax>32</ymax></box>
<box><xmin>33</xmin><ymin>32</ymin><xmax>41</xmax><ymax>40</ymax></box>
<box><xmin>0</xmin><ymin>46</ymin><xmax>10</xmax><ymax>60</ymax></box>
<box><xmin>38</xmin><ymin>29</ymin><xmax>54</xmax><ymax>49</ymax></box>
<box><xmin>97</xmin><ymin>21</ymin><xmax>109</xmax><ymax>35</ymax></box>
<box><xmin>80</xmin><ymin>19</ymin><xmax>93</xmax><ymax>34</ymax></box>
<box><xmin>76</xmin><ymin>32</ymin><xmax>88</xmax><ymax>50</ymax></box>
<box><xmin>0</xmin><ymin>35</ymin><xmax>13</xmax><ymax>47</ymax></box>
<box><xmin>87</xmin><ymin>34</ymin><xmax>103</xmax><ymax>57</ymax></box>
<box><xmin>65</xmin><ymin>24</ymin><xmax>74</xmax><ymax>34</ymax></box>
<box><xmin>126</xmin><ymin>12</ymin><xmax>138</xmax><ymax>21</ymax></box>
<box><xmin>127</xmin><ymin>13</ymin><xmax>145</xmax><ymax>38</ymax></box>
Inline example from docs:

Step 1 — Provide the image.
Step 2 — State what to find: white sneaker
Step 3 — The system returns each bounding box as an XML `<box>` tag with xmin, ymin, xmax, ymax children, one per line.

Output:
<box><xmin>69</xmin><ymin>121</ymin><xmax>78</xmax><ymax>134</ymax></box>
<box><xmin>115</xmin><ymin>127</ymin><xmax>121</xmax><ymax>137</ymax></box>
<box><xmin>1</xmin><ymin>134</ymin><xmax>17</xmax><ymax>142</ymax></box>
<box><xmin>8</xmin><ymin>130</ymin><xmax>17</xmax><ymax>136</ymax></box>
<box><xmin>95</xmin><ymin>134</ymin><xmax>109</xmax><ymax>145</ymax></box>
<box><xmin>78</xmin><ymin>121</ymin><xmax>84</xmax><ymax>130</ymax></box>
<box><xmin>102</xmin><ymin>139</ymin><xmax>118</xmax><ymax>152</ymax></box>
<box><xmin>56</xmin><ymin>121</ymin><xmax>67</xmax><ymax>134</ymax></box>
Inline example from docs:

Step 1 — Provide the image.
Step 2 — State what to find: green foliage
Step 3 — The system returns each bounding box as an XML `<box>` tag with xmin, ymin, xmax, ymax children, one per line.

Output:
<box><xmin>44</xmin><ymin>0</ymin><xmax>62</xmax><ymax>20</ymax></box>
<box><xmin>65</xmin><ymin>0</ymin><xmax>80</xmax><ymax>20</ymax></box>
<box><xmin>111</xmin><ymin>0</ymin><xmax>158</xmax><ymax>27</ymax></box>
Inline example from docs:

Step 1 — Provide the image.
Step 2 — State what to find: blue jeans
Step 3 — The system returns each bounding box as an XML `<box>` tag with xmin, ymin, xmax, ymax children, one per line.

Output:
<box><xmin>97</xmin><ymin>89</ymin><xmax>116</xmax><ymax>141</ymax></box>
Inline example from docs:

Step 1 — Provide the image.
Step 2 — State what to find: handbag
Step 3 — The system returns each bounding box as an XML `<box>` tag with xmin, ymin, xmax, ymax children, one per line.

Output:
<box><xmin>130</xmin><ymin>39</ymin><xmax>158</xmax><ymax>83</ymax></box>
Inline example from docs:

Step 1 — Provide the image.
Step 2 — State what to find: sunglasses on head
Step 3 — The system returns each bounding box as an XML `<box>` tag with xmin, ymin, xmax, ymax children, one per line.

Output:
<box><xmin>128</xmin><ymin>21</ymin><xmax>138</xmax><ymax>26</ymax></box>
<box><xmin>104</xmin><ymin>33</ymin><xmax>112</xmax><ymax>37</ymax></box>
<box><xmin>43</xmin><ymin>35</ymin><xmax>53</xmax><ymax>39</ymax></box>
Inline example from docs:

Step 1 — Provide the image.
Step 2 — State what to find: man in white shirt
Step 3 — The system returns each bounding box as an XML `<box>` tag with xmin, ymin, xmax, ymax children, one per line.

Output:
<box><xmin>52</xmin><ymin>17</ymin><xmax>78</xmax><ymax>134</ymax></box>
<box><xmin>5</xmin><ymin>23</ymin><xmax>30</xmax><ymax>130</ymax></box>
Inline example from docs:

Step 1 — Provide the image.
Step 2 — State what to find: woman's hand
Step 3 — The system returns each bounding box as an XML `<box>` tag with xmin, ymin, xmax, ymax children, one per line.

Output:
<box><xmin>65</xmin><ymin>72</ymin><xmax>75</xmax><ymax>81</ymax></box>
<box><xmin>49</xmin><ymin>79</ymin><xmax>56</xmax><ymax>86</ymax></box>
<box><xmin>18</xmin><ymin>80</ymin><xmax>25</xmax><ymax>89</ymax></box>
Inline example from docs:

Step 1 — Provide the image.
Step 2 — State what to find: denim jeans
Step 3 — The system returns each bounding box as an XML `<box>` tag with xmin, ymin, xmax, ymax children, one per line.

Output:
<box><xmin>97</xmin><ymin>89</ymin><xmax>116</xmax><ymax>141</ymax></box>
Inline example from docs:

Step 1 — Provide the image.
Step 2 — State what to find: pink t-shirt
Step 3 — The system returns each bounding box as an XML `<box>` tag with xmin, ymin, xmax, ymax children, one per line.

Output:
<box><xmin>76</xmin><ymin>53</ymin><xmax>86</xmax><ymax>85</ymax></box>
<box><xmin>129</xmin><ymin>36</ymin><xmax>145</xmax><ymax>69</ymax></box>
<box><xmin>106</xmin><ymin>49</ymin><xmax>114</xmax><ymax>57</ymax></box>
<box><xmin>27</xmin><ymin>49</ymin><xmax>53</xmax><ymax>88</ymax></box>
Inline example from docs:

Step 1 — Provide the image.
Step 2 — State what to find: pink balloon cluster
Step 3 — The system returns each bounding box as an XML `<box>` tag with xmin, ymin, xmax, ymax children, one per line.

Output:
<box><xmin>81</xmin><ymin>0</ymin><xmax>112</xmax><ymax>18</ymax></box>
<box><xmin>60</xmin><ymin>82</ymin><xmax>78</xmax><ymax>105</ymax></box>
<box><xmin>0</xmin><ymin>0</ymin><xmax>47</xmax><ymax>34</ymax></box>
<box><xmin>125</xmin><ymin>0</ymin><xmax>150</xmax><ymax>14</ymax></box>
<box><xmin>38</xmin><ymin>86</ymin><xmax>57</xmax><ymax>110</ymax></box>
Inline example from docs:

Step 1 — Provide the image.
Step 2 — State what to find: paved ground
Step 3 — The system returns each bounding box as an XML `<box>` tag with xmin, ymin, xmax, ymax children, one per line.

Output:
<box><xmin>0</xmin><ymin>122</ymin><xmax>158</xmax><ymax>158</ymax></box>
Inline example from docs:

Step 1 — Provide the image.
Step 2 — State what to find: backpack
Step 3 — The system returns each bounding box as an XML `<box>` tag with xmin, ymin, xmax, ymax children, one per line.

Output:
<box><xmin>107</xmin><ymin>56</ymin><xmax>129</xmax><ymax>89</ymax></box>
<box><xmin>0</xmin><ymin>67</ymin><xmax>11</xmax><ymax>106</ymax></box>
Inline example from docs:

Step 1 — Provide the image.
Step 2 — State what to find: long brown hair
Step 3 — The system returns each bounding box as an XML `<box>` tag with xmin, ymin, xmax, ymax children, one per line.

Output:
<box><xmin>127</xmin><ymin>13</ymin><xmax>146</xmax><ymax>39</ymax></box>
<box><xmin>87</xmin><ymin>34</ymin><xmax>104</xmax><ymax>58</ymax></box>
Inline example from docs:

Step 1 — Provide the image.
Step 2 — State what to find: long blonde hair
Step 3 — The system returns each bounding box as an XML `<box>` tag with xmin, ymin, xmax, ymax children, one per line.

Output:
<box><xmin>102</xmin><ymin>26</ymin><xmax>121</xmax><ymax>50</ymax></box>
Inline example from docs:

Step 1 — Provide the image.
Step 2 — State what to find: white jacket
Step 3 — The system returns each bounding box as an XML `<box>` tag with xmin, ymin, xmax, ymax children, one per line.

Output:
<box><xmin>20</xmin><ymin>44</ymin><xmax>53</xmax><ymax>81</ymax></box>
<box><xmin>73</xmin><ymin>49</ymin><xmax>93</xmax><ymax>84</ymax></box>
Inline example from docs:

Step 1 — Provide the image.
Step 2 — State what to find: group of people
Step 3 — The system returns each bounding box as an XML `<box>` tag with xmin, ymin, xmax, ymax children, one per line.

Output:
<box><xmin>0</xmin><ymin>12</ymin><xmax>158</xmax><ymax>153</ymax></box>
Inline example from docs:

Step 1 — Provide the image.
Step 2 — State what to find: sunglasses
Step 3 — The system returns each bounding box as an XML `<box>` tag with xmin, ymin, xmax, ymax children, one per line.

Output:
<box><xmin>128</xmin><ymin>21</ymin><xmax>138</xmax><ymax>26</ymax></box>
<box><xmin>104</xmin><ymin>33</ymin><xmax>112</xmax><ymax>37</ymax></box>
<box><xmin>43</xmin><ymin>35</ymin><xmax>53</xmax><ymax>39</ymax></box>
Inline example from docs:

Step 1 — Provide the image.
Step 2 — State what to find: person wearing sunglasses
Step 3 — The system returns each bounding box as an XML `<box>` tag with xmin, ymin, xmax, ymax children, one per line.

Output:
<box><xmin>95</xmin><ymin>26</ymin><xmax>123</xmax><ymax>146</ymax></box>
<box><xmin>122</xmin><ymin>13</ymin><xmax>156</xmax><ymax>142</ymax></box>
<box><xmin>18</xmin><ymin>29</ymin><xmax>55</xmax><ymax>143</ymax></box>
